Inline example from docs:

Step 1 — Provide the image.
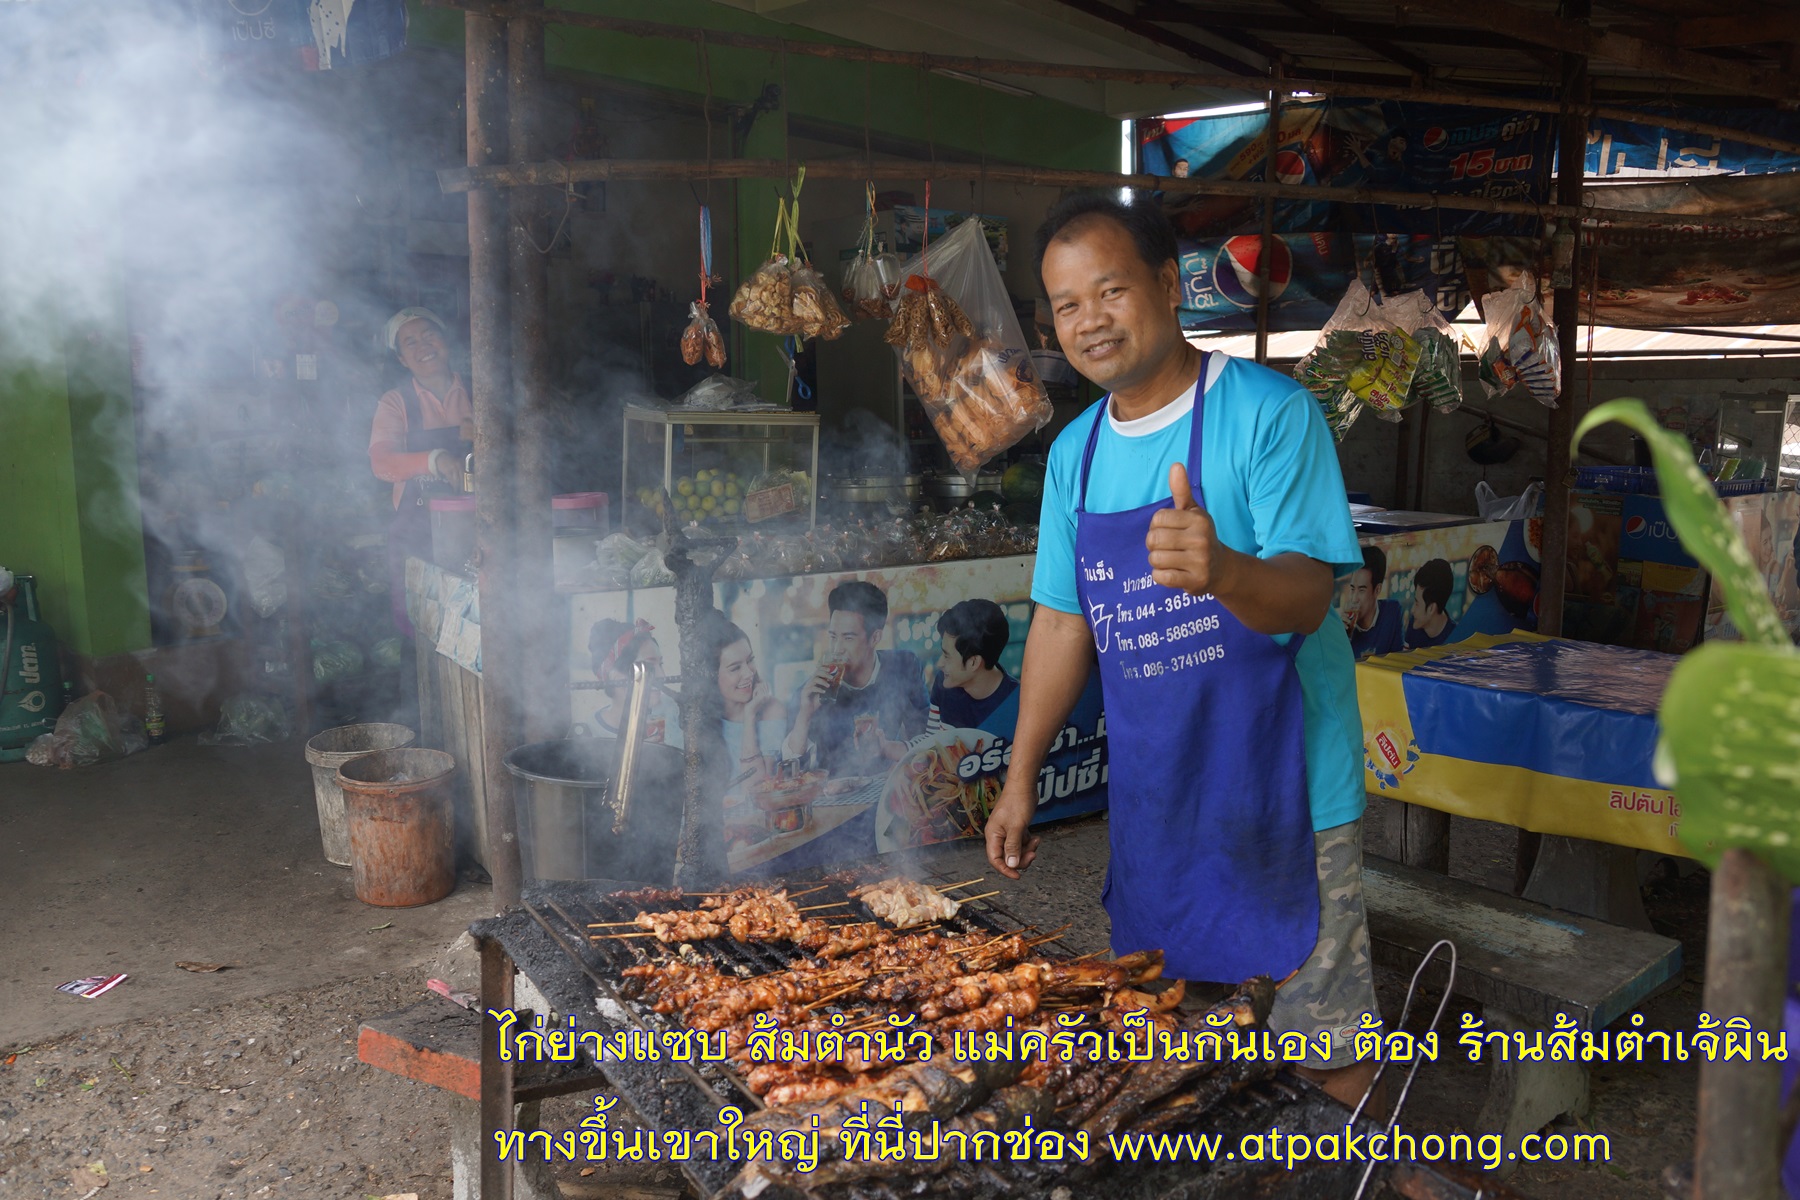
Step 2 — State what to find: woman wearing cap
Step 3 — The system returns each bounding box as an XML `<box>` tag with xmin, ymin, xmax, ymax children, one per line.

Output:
<box><xmin>370</xmin><ymin>307</ymin><xmax>473</xmax><ymax>634</ymax></box>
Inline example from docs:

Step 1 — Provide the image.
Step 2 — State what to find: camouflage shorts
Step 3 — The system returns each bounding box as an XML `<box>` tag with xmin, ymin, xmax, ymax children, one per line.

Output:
<box><xmin>1267</xmin><ymin>819</ymin><xmax>1382</xmax><ymax>1070</ymax></box>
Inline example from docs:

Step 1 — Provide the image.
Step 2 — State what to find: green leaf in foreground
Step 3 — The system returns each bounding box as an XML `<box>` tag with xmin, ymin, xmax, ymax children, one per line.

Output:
<box><xmin>1578</xmin><ymin>399</ymin><xmax>1800</xmax><ymax>878</ymax></box>
<box><xmin>1573</xmin><ymin>398</ymin><xmax>1786</xmax><ymax>648</ymax></box>
<box><xmin>1659</xmin><ymin>642</ymin><xmax>1800</xmax><ymax>875</ymax></box>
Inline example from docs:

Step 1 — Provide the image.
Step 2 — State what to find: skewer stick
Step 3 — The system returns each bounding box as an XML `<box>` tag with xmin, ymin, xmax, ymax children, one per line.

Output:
<box><xmin>933</xmin><ymin>877</ymin><xmax>985</xmax><ymax>893</ymax></box>
<box><xmin>786</xmin><ymin>884</ymin><xmax>832</xmax><ymax>899</ymax></box>
<box><xmin>591</xmin><ymin>930</ymin><xmax>664</xmax><ymax>940</ymax></box>
<box><xmin>956</xmin><ymin>890</ymin><xmax>1001</xmax><ymax>904</ymax></box>
<box><xmin>802</xmin><ymin>982</ymin><xmax>865</xmax><ymax>1010</ymax></box>
<box><xmin>796</xmin><ymin>902</ymin><xmax>850</xmax><ymax>912</ymax></box>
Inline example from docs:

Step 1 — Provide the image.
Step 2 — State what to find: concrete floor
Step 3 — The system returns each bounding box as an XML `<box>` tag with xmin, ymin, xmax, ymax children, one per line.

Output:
<box><xmin>0</xmin><ymin>738</ymin><xmax>1696</xmax><ymax>1199</ymax></box>
<box><xmin>0</xmin><ymin>736</ymin><xmax>494</xmax><ymax>1050</ymax></box>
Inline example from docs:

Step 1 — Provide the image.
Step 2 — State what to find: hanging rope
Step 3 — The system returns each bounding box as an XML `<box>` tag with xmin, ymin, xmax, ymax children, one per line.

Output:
<box><xmin>698</xmin><ymin>204</ymin><xmax>714</xmax><ymax>305</ymax></box>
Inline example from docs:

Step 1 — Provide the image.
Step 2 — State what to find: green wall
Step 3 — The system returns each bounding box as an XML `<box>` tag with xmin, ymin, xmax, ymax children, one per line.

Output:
<box><xmin>0</xmin><ymin>312</ymin><xmax>150</xmax><ymax>659</ymax></box>
<box><xmin>409</xmin><ymin>0</ymin><xmax>1122</xmax><ymax>402</ymax></box>
<box><xmin>411</xmin><ymin>1</ymin><xmax>1118</xmax><ymax>171</ymax></box>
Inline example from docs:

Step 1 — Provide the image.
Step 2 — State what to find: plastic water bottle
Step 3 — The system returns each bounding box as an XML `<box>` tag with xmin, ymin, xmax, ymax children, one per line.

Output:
<box><xmin>144</xmin><ymin>673</ymin><xmax>166</xmax><ymax>745</ymax></box>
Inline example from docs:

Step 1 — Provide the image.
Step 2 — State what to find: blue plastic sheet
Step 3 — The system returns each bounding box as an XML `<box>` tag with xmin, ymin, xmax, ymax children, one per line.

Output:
<box><xmin>1401</xmin><ymin>640</ymin><xmax>1675</xmax><ymax>790</ymax></box>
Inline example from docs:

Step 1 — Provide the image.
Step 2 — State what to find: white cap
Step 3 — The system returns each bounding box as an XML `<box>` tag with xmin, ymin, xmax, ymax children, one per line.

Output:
<box><xmin>384</xmin><ymin>307</ymin><xmax>448</xmax><ymax>352</ymax></box>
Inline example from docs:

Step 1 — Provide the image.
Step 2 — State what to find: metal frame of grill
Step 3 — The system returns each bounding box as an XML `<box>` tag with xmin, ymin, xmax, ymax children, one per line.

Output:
<box><xmin>469</xmin><ymin>869</ymin><xmax>1525</xmax><ymax>1200</ymax></box>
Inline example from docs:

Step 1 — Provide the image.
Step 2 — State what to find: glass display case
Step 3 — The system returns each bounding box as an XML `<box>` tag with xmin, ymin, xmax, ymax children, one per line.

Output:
<box><xmin>621</xmin><ymin>405</ymin><xmax>821</xmax><ymax>530</ymax></box>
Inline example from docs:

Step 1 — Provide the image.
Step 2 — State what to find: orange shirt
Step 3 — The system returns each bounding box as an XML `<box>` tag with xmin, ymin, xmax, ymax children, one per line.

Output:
<box><xmin>369</xmin><ymin>376</ymin><xmax>473</xmax><ymax>508</ymax></box>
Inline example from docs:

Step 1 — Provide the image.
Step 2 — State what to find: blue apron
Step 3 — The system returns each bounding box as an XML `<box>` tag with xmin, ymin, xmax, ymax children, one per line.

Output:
<box><xmin>1074</xmin><ymin>359</ymin><xmax>1319</xmax><ymax>983</ymax></box>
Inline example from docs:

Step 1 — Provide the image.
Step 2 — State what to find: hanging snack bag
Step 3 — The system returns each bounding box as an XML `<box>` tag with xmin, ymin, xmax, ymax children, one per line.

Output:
<box><xmin>887</xmin><ymin>218</ymin><xmax>1051</xmax><ymax>473</ymax></box>
<box><xmin>1386</xmin><ymin>289</ymin><xmax>1464</xmax><ymax>415</ymax></box>
<box><xmin>730</xmin><ymin>249</ymin><xmax>799</xmax><ymax>336</ymax></box>
<box><xmin>841</xmin><ymin>186</ymin><xmax>903</xmax><ymax>320</ymax></box>
<box><xmin>791</xmin><ymin>263</ymin><xmax>849</xmax><ymax>341</ymax></box>
<box><xmin>681</xmin><ymin>207</ymin><xmax>727</xmax><ymax>368</ymax></box>
<box><xmin>680</xmin><ymin>300</ymin><xmax>726</xmax><ymax>368</ymax></box>
<box><xmin>1476</xmin><ymin>273</ymin><xmax>1560</xmax><ymax>407</ymax></box>
<box><xmin>1294</xmin><ymin>280</ymin><xmax>1421</xmax><ymax>434</ymax></box>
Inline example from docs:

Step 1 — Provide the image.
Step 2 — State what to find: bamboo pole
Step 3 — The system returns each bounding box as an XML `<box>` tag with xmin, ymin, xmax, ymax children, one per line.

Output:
<box><xmin>435</xmin><ymin>157</ymin><xmax>1798</xmax><ymax>236</ymax></box>
<box><xmin>419</xmin><ymin>0</ymin><xmax>1800</xmax><ymax>160</ymax></box>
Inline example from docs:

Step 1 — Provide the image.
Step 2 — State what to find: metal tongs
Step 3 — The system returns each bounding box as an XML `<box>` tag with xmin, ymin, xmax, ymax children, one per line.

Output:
<box><xmin>610</xmin><ymin>661</ymin><xmax>650</xmax><ymax>836</ymax></box>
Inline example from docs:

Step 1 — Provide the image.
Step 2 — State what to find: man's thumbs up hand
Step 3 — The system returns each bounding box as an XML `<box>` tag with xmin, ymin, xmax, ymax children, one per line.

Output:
<box><xmin>1168</xmin><ymin>462</ymin><xmax>1200</xmax><ymax>512</ymax></box>
<box><xmin>1147</xmin><ymin>462</ymin><xmax>1236</xmax><ymax>596</ymax></box>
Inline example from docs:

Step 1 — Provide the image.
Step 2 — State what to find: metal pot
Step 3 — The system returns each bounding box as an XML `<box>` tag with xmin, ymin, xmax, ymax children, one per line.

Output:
<box><xmin>923</xmin><ymin>472</ymin><xmax>976</xmax><ymax>501</ymax></box>
<box><xmin>830</xmin><ymin>474</ymin><xmax>922</xmax><ymax>505</ymax></box>
<box><xmin>923</xmin><ymin>471</ymin><xmax>1003</xmax><ymax>501</ymax></box>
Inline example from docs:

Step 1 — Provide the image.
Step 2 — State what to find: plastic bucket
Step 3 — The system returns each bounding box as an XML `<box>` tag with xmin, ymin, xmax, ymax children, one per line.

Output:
<box><xmin>338</xmin><ymin>748</ymin><xmax>457</xmax><ymax>907</ymax></box>
<box><xmin>502</xmin><ymin>738</ymin><xmax>686</xmax><ymax>883</ymax></box>
<box><xmin>304</xmin><ymin>723</ymin><xmax>417</xmax><ymax>866</ymax></box>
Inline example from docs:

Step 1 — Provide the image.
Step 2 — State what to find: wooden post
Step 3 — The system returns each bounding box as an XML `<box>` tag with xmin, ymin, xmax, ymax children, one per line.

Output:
<box><xmin>668</xmin><ymin>527</ymin><xmax>735</xmax><ymax>889</ymax></box>
<box><xmin>1253</xmin><ymin>75</ymin><xmax>1281</xmax><ymax>365</ymax></box>
<box><xmin>1515</xmin><ymin>2</ymin><xmax>1588</xmax><ymax>920</ymax></box>
<box><xmin>465</xmin><ymin>9</ymin><xmax>526</xmax><ymax>908</ymax></box>
<box><xmin>1695</xmin><ymin>849</ymin><xmax>1790</xmax><ymax>1200</ymax></box>
<box><xmin>506</xmin><ymin>0</ymin><xmax>560</xmax><ymax>746</ymax></box>
<box><xmin>1537</xmin><ymin>12</ymin><xmax>1586</xmax><ymax>640</ymax></box>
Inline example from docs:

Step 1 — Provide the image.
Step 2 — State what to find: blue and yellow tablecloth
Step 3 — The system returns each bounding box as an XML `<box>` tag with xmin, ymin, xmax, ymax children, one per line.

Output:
<box><xmin>1356</xmin><ymin>633</ymin><xmax>1684</xmax><ymax>854</ymax></box>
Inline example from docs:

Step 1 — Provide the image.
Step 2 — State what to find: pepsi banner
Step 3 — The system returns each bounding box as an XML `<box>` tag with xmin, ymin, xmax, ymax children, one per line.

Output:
<box><xmin>1586</xmin><ymin>108</ymin><xmax>1800</xmax><ymax>179</ymax></box>
<box><xmin>1178</xmin><ymin>232</ymin><xmax>1467</xmax><ymax>333</ymax></box>
<box><xmin>1139</xmin><ymin>99</ymin><xmax>1554</xmax><ymax>238</ymax></box>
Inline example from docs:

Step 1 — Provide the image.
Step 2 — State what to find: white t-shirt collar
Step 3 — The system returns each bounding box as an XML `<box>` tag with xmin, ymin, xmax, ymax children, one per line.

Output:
<box><xmin>1106</xmin><ymin>351</ymin><xmax>1224</xmax><ymax>438</ymax></box>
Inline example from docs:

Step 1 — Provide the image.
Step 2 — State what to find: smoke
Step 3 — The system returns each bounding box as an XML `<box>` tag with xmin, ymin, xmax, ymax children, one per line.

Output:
<box><xmin>1</xmin><ymin>2</ymin><xmax>353</xmax><ymax>365</ymax></box>
<box><xmin>0</xmin><ymin>1</ymin><xmax>411</xmax><ymax>729</ymax></box>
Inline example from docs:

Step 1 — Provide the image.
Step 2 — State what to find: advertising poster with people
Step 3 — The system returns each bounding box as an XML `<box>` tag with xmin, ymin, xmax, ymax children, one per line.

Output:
<box><xmin>1706</xmin><ymin>491</ymin><xmax>1800</xmax><ymax>642</ymax></box>
<box><xmin>1336</xmin><ymin>518</ymin><xmax>1542</xmax><ymax>660</ymax></box>
<box><xmin>568</xmin><ymin>556</ymin><xmax>1109</xmax><ymax>879</ymax></box>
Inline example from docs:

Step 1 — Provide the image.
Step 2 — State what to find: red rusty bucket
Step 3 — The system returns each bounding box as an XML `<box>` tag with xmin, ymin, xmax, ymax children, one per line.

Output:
<box><xmin>337</xmin><ymin>748</ymin><xmax>457</xmax><ymax>907</ymax></box>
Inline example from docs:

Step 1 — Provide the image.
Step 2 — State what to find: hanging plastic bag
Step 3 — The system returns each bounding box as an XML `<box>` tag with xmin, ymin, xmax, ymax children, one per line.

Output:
<box><xmin>1294</xmin><ymin>280</ymin><xmax>1421</xmax><ymax>434</ymax></box>
<box><xmin>680</xmin><ymin>301</ymin><xmax>726</xmax><ymax>368</ymax></box>
<box><xmin>1476</xmin><ymin>272</ymin><xmax>1560</xmax><ymax>408</ymax></box>
<box><xmin>680</xmin><ymin>207</ymin><xmax>728</xmax><ymax>367</ymax></box>
<box><xmin>730</xmin><ymin>249</ymin><xmax>797</xmax><ymax>336</ymax></box>
<box><xmin>842</xmin><ymin>184</ymin><xmax>903</xmax><ymax>320</ymax></box>
<box><xmin>790</xmin><ymin>262</ymin><xmax>849</xmax><ymax>341</ymax></box>
<box><xmin>887</xmin><ymin>215</ymin><xmax>1052</xmax><ymax>473</ymax></box>
<box><xmin>1385</xmin><ymin>289</ymin><xmax>1464</xmax><ymax>415</ymax></box>
<box><xmin>728</xmin><ymin>171</ymin><xmax>847</xmax><ymax>342</ymax></box>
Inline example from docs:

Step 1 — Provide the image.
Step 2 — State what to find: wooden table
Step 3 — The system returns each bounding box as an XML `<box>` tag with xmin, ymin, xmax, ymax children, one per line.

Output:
<box><xmin>1355</xmin><ymin>633</ymin><xmax>1684</xmax><ymax>929</ymax></box>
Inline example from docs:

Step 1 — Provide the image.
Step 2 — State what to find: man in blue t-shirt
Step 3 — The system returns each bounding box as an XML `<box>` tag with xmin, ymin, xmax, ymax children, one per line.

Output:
<box><xmin>929</xmin><ymin>599</ymin><xmax>1019</xmax><ymax>732</ymax></box>
<box><xmin>1405</xmin><ymin>558</ymin><xmax>1459</xmax><ymax>649</ymax></box>
<box><xmin>1341</xmin><ymin>545</ymin><xmax>1407</xmax><ymax>659</ymax></box>
<box><xmin>983</xmin><ymin>192</ymin><xmax>1380</xmax><ymax>1109</ymax></box>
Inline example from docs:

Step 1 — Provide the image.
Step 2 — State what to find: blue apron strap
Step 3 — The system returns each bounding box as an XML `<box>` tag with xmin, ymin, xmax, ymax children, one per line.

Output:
<box><xmin>1074</xmin><ymin>403</ymin><xmax>1106</xmax><ymax>516</ymax></box>
<box><xmin>1185</xmin><ymin>351</ymin><xmax>1212</xmax><ymax>511</ymax></box>
<box><xmin>1079</xmin><ymin>352</ymin><xmax>1214</xmax><ymax>515</ymax></box>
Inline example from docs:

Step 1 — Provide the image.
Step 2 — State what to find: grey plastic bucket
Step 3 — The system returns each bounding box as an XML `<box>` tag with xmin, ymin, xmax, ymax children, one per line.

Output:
<box><xmin>502</xmin><ymin>738</ymin><xmax>686</xmax><ymax>883</ymax></box>
<box><xmin>304</xmin><ymin>723</ymin><xmax>417</xmax><ymax>865</ymax></box>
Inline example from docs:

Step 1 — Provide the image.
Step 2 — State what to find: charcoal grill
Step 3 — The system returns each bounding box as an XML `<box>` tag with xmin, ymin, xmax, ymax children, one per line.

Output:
<box><xmin>469</xmin><ymin>870</ymin><xmax>1526</xmax><ymax>1200</ymax></box>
